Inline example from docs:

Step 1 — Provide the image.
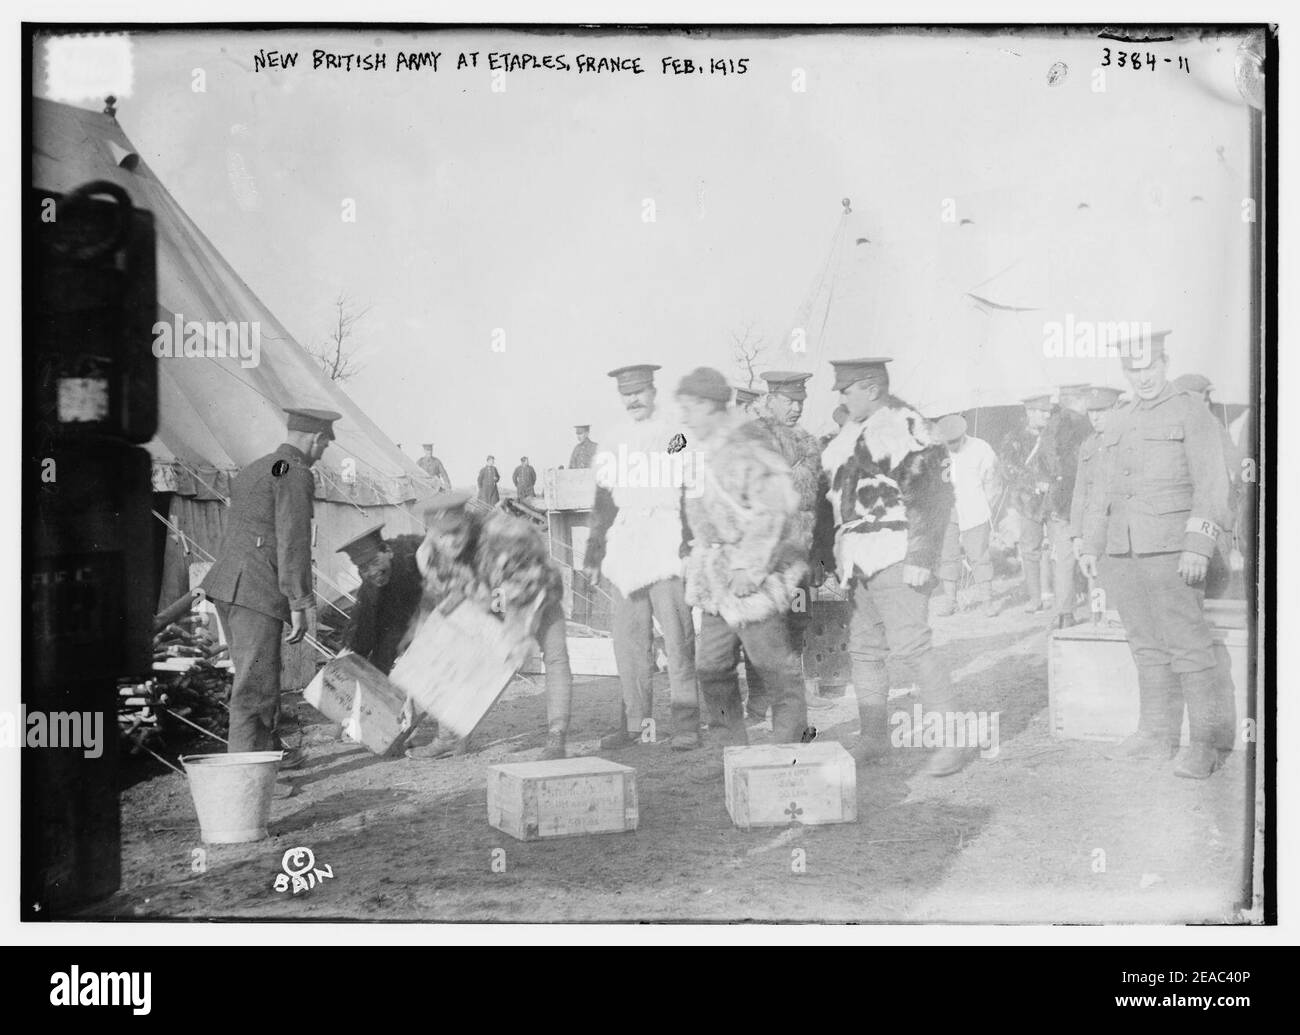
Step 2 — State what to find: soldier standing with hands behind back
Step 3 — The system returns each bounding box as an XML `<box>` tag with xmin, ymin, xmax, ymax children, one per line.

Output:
<box><xmin>1079</xmin><ymin>331</ymin><xmax>1235</xmax><ymax>779</ymax></box>
<box><xmin>201</xmin><ymin>407</ymin><xmax>340</xmax><ymax>761</ymax></box>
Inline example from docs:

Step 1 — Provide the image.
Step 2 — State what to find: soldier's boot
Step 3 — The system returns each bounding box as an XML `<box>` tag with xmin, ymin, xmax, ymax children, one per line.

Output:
<box><xmin>599</xmin><ymin>703</ymin><xmax>638</xmax><ymax>750</ymax></box>
<box><xmin>932</xmin><ymin>581</ymin><xmax>958</xmax><ymax>618</ymax></box>
<box><xmin>406</xmin><ymin>726</ymin><xmax>462</xmax><ymax>760</ymax></box>
<box><xmin>915</xmin><ymin>652</ymin><xmax>969</xmax><ymax>778</ymax></box>
<box><xmin>539</xmin><ymin>726</ymin><xmax>567</xmax><ymax>761</ymax></box>
<box><xmin>1110</xmin><ymin>665</ymin><xmax>1180</xmax><ymax>760</ymax></box>
<box><xmin>1022</xmin><ymin>559</ymin><xmax>1045</xmax><ymax>613</ymax></box>
<box><xmin>771</xmin><ymin>693</ymin><xmax>810</xmax><ymax>745</ymax></box>
<box><xmin>700</xmin><ymin>669</ymin><xmax>748</xmax><ymax>748</ymax></box>
<box><xmin>850</xmin><ymin>664</ymin><xmax>891</xmax><ymax>765</ymax></box>
<box><xmin>1174</xmin><ymin>669</ymin><xmax>1229</xmax><ymax>779</ymax></box>
<box><xmin>669</xmin><ymin>699</ymin><xmax>702</xmax><ymax>752</ymax></box>
<box><xmin>975</xmin><ymin>581</ymin><xmax>1000</xmax><ymax>618</ymax></box>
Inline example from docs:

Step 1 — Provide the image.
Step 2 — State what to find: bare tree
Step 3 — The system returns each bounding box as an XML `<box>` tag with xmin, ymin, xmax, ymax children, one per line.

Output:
<box><xmin>731</xmin><ymin>321</ymin><xmax>768</xmax><ymax>388</ymax></box>
<box><xmin>306</xmin><ymin>293</ymin><xmax>370</xmax><ymax>383</ymax></box>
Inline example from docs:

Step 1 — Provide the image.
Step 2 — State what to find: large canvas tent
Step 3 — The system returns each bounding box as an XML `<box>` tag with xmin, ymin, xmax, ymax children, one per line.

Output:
<box><xmin>32</xmin><ymin>96</ymin><xmax>433</xmax><ymax>619</ymax></box>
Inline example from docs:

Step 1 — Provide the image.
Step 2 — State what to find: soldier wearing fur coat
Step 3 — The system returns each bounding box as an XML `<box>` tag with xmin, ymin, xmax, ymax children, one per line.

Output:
<box><xmin>744</xmin><ymin>370</ymin><xmax>833</xmax><ymax>720</ymax></box>
<box><xmin>583</xmin><ymin>364</ymin><xmax>701</xmax><ymax>752</ymax></box>
<box><xmin>676</xmin><ymin>367</ymin><xmax>809</xmax><ymax>747</ymax></box>
<box><xmin>817</xmin><ymin>358</ymin><xmax>967</xmax><ymax>777</ymax></box>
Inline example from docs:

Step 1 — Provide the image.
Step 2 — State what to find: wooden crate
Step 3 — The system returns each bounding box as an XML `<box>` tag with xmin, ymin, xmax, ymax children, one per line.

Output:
<box><xmin>389</xmin><ymin>599</ymin><xmax>539</xmax><ymax>738</ymax></box>
<box><xmin>1048</xmin><ymin>619</ymin><xmax>1252</xmax><ymax>746</ymax></box>
<box><xmin>543</xmin><ymin>467</ymin><xmax>596</xmax><ymax>512</ymax></box>
<box><xmin>723</xmin><ymin>743</ymin><xmax>857</xmax><ymax>830</ymax></box>
<box><xmin>303</xmin><ymin>653</ymin><xmax>416</xmax><ymax>757</ymax></box>
<box><xmin>486</xmin><ymin>757</ymin><xmax>639</xmax><ymax>841</ymax></box>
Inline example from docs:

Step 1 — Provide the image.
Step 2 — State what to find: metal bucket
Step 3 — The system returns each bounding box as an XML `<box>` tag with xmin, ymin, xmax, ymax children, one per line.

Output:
<box><xmin>181</xmin><ymin>751</ymin><xmax>282</xmax><ymax>843</ymax></box>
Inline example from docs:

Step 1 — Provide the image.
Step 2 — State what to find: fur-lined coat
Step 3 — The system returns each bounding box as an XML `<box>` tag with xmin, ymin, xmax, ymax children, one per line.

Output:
<box><xmin>817</xmin><ymin>397</ymin><xmax>953</xmax><ymax>583</ymax></box>
<box><xmin>683</xmin><ymin>412</ymin><xmax>806</xmax><ymax>627</ymax></box>
<box><xmin>582</xmin><ymin>410</ymin><xmax>691</xmax><ymax>595</ymax></box>
<box><xmin>758</xmin><ymin>416</ymin><xmax>825</xmax><ymax>556</ymax></box>
<box><xmin>416</xmin><ymin>511</ymin><xmax>562</xmax><ymax>633</ymax></box>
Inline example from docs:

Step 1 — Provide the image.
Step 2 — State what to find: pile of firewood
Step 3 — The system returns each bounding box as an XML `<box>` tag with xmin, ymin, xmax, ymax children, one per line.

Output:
<box><xmin>118</xmin><ymin>616</ymin><xmax>233</xmax><ymax>759</ymax></box>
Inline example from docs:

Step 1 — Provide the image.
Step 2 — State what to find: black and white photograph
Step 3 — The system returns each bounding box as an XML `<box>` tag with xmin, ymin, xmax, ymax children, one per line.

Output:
<box><xmin>14</xmin><ymin>13</ymin><xmax>1278</xmax><ymax>937</ymax></box>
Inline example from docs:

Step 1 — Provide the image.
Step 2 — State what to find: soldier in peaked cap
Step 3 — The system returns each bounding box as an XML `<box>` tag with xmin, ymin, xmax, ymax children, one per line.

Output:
<box><xmin>1001</xmin><ymin>389</ymin><xmax>1086</xmax><ymax>624</ymax></box>
<box><xmin>583</xmin><ymin>362</ymin><xmax>701</xmax><ymax>751</ymax></box>
<box><xmin>747</xmin><ymin>368</ymin><xmax>830</xmax><ymax>719</ymax></box>
<box><xmin>733</xmin><ymin>385</ymin><xmax>762</xmax><ymax>416</ymax></box>
<box><xmin>202</xmin><ymin>406</ymin><xmax>341</xmax><ymax>759</ymax></box>
<box><xmin>1068</xmin><ymin>386</ymin><xmax>1123</xmax><ymax>546</ymax></box>
<box><xmin>336</xmin><ymin>523</ymin><xmax>425</xmax><ymax>677</ymax></box>
<box><xmin>569</xmin><ymin>425</ymin><xmax>599</xmax><ymax>469</ymax></box>
<box><xmin>417</xmin><ymin>443</ymin><xmax>450</xmax><ymax>491</ymax></box>
<box><xmin>1079</xmin><ymin>332</ymin><xmax>1236</xmax><ymax>779</ymax></box>
<box><xmin>814</xmin><ymin>357</ymin><xmax>966</xmax><ymax>776</ymax></box>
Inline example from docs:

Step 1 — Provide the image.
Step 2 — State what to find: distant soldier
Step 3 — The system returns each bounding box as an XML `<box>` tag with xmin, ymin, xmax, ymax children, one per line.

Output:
<box><xmin>1079</xmin><ymin>332</ymin><xmax>1235</xmax><ymax>779</ymax></box>
<box><xmin>476</xmin><ymin>455</ymin><xmax>500</xmax><ymax>506</ymax></box>
<box><xmin>569</xmin><ymin>425</ymin><xmax>599</xmax><ymax>469</ymax></box>
<box><xmin>816</xmin><ymin>358</ymin><xmax>965</xmax><ymax>776</ymax></box>
<box><xmin>933</xmin><ymin>413</ymin><xmax>1001</xmax><ymax>618</ymax></box>
<box><xmin>513</xmin><ymin>456</ymin><xmax>538</xmax><ymax>500</ymax></box>
<box><xmin>1003</xmin><ymin>391</ymin><xmax>1089</xmax><ymax>626</ymax></box>
<box><xmin>417</xmin><ymin>443</ymin><xmax>450</xmax><ymax>491</ymax></box>
<box><xmin>202</xmin><ymin>407</ymin><xmax>340</xmax><ymax>760</ymax></box>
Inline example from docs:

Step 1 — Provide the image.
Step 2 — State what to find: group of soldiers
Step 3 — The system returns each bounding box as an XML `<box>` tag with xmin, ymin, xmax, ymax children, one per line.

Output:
<box><xmin>198</xmin><ymin>327</ymin><xmax>1249</xmax><ymax>785</ymax></box>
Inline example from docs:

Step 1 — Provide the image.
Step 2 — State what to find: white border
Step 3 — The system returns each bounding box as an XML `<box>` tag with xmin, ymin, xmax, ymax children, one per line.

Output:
<box><xmin>3</xmin><ymin>0</ymin><xmax>1293</xmax><ymax>948</ymax></box>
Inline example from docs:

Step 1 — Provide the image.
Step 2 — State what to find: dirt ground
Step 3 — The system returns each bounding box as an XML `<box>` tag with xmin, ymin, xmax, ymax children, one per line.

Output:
<box><xmin>86</xmin><ymin>576</ymin><xmax>1259</xmax><ymax>924</ymax></box>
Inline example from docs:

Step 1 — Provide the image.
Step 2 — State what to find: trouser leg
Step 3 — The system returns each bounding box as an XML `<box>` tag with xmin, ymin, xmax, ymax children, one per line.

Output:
<box><xmin>216</xmin><ymin>601</ymin><xmax>282</xmax><ymax>753</ymax></box>
<box><xmin>963</xmin><ymin>522</ymin><xmax>994</xmax><ymax>600</ymax></box>
<box><xmin>848</xmin><ymin>576</ymin><xmax>892</xmax><ymax>760</ymax></box>
<box><xmin>1048</xmin><ymin>517</ymin><xmax>1078</xmax><ymax>616</ymax></box>
<box><xmin>648</xmin><ymin>577</ymin><xmax>700</xmax><ymax>736</ymax></box>
<box><xmin>610</xmin><ymin>585</ymin><xmax>653</xmax><ymax>735</ymax></box>
<box><xmin>738</xmin><ymin>613</ymin><xmax>806</xmax><ymax>744</ymax></box>
<box><xmin>536</xmin><ymin>598</ymin><xmax>572</xmax><ymax>734</ymax></box>
<box><xmin>1135</xmin><ymin>551</ymin><xmax>1233</xmax><ymax>750</ymax></box>
<box><xmin>1019</xmin><ymin>515</ymin><xmax>1043</xmax><ymax>605</ymax></box>
<box><xmin>695</xmin><ymin>612</ymin><xmax>745</xmax><ymax>745</ymax></box>
<box><xmin>935</xmin><ymin>518</ymin><xmax>962</xmax><ymax>615</ymax></box>
<box><xmin>743</xmin><ymin>651</ymin><xmax>768</xmax><ymax>717</ymax></box>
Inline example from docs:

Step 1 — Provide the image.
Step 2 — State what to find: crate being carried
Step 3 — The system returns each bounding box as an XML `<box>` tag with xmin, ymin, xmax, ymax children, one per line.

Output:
<box><xmin>303</xmin><ymin>652</ymin><xmax>417</xmax><ymax>757</ymax></box>
<box><xmin>389</xmin><ymin>597</ymin><xmax>542</xmax><ymax>739</ymax></box>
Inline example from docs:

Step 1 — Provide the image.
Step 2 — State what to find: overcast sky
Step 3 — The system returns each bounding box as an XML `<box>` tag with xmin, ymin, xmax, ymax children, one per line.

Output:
<box><xmin>35</xmin><ymin>27</ymin><xmax>1258</xmax><ymax>485</ymax></box>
